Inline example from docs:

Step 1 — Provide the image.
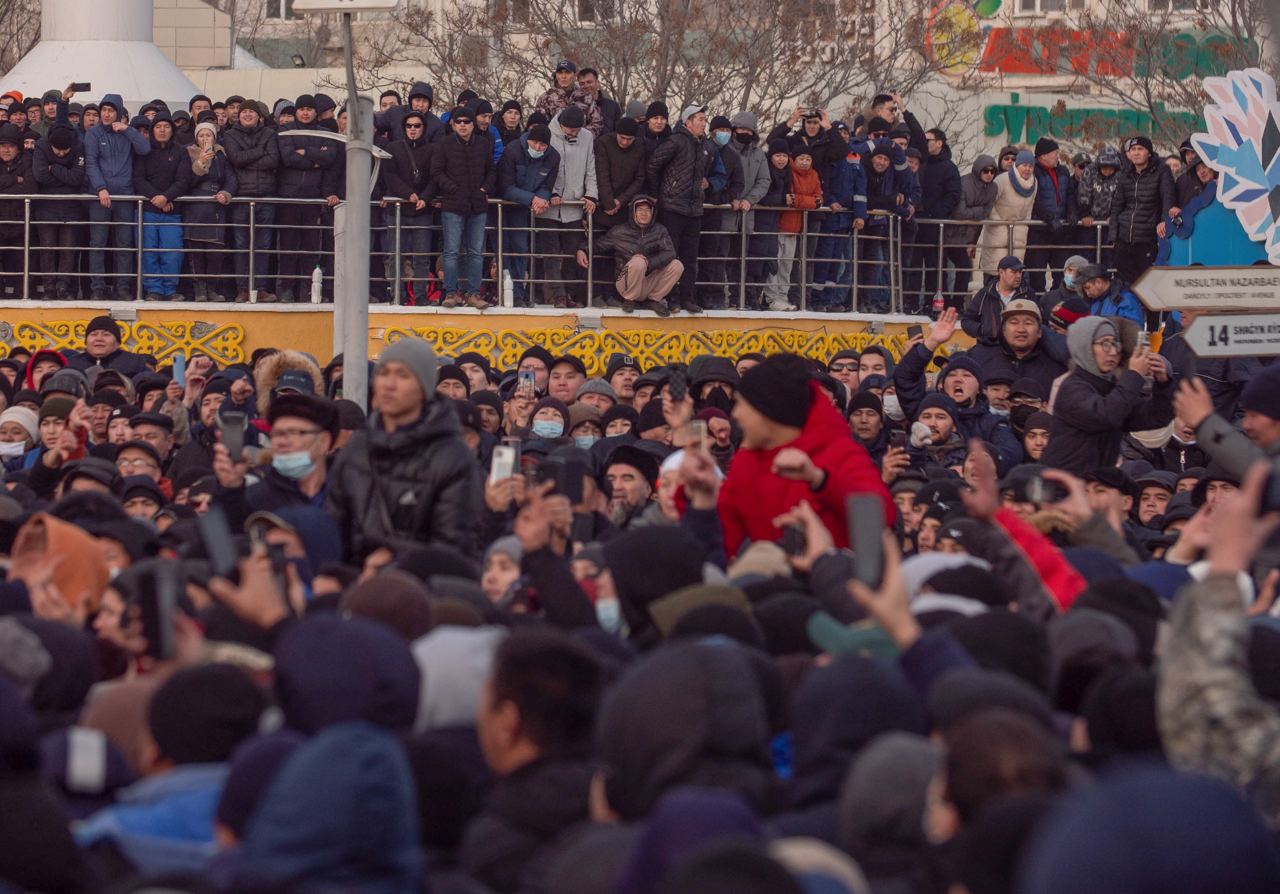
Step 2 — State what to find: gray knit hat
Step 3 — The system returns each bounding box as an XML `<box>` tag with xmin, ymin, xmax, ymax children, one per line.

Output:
<box><xmin>575</xmin><ymin>378</ymin><xmax>618</xmax><ymax>403</ymax></box>
<box><xmin>377</xmin><ymin>337</ymin><xmax>438</xmax><ymax>399</ymax></box>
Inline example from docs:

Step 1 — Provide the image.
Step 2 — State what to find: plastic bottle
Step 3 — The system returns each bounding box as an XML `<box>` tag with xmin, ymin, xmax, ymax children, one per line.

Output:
<box><xmin>931</xmin><ymin>290</ymin><xmax>944</xmax><ymax>319</ymax></box>
<box><xmin>311</xmin><ymin>265</ymin><xmax>323</xmax><ymax>304</ymax></box>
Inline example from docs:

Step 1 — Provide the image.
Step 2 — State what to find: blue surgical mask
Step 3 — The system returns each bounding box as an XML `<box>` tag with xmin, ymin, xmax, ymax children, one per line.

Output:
<box><xmin>272</xmin><ymin>450</ymin><xmax>315</xmax><ymax>480</ymax></box>
<box><xmin>528</xmin><ymin>147</ymin><xmax>545</xmax><ymax>159</ymax></box>
<box><xmin>531</xmin><ymin>419</ymin><xmax>564</xmax><ymax>439</ymax></box>
<box><xmin>713</xmin><ymin>131</ymin><xmax>731</xmax><ymax>147</ymax></box>
<box><xmin>596</xmin><ymin>597</ymin><xmax>624</xmax><ymax>633</ymax></box>
<box><xmin>1064</xmin><ymin>272</ymin><xmax>1077</xmax><ymax>288</ymax></box>
<box><xmin>574</xmin><ymin>435</ymin><xmax>599</xmax><ymax>449</ymax></box>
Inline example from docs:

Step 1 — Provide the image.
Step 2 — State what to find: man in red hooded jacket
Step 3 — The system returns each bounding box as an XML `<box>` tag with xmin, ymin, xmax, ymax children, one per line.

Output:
<box><xmin>718</xmin><ymin>353</ymin><xmax>894</xmax><ymax>558</ymax></box>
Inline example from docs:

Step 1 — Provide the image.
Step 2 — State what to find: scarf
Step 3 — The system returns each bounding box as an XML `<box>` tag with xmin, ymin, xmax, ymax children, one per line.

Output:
<box><xmin>1007</xmin><ymin>169</ymin><xmax>1035</xmax><ymax>199</ymax></box>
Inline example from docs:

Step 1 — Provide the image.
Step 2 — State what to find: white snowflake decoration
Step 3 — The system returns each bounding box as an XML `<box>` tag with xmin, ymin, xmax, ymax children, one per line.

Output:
<box><xmin>1191</xmin><ymin>67</ymin><xmax>1280</xmax><ymax>266</ymax></box>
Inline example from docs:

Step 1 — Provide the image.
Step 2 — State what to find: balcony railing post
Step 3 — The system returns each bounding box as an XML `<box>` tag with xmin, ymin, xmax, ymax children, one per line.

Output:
<box><xmin>135</xmin><ymin>199</ymin><xmax>144</xmax><ymax>301</ymax></box>
<box><xmin>21</xmin><ymin>199</ymin><xmax>30</xmax><ymax>300</ymax></box>
<box><xmin>392</xmin><ymin>202</ymin><xmax>402</xmax><ymax>306</ymax></box>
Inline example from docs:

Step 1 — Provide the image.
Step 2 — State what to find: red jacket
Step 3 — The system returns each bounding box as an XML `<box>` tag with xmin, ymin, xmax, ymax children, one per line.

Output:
<box><xmin>718</xmin><ymin>381</ymin><xmax>894</xmax><ymax>558</ymax></box>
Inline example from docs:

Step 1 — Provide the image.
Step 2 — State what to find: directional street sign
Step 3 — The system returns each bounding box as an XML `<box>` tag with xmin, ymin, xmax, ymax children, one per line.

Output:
<box><xmin>1184</xmin><ymin>313</ymin><xmax>1280</xmax><ymax>358</ymax></box>
<box><xmin>1132</xmin><ymin>266</ymin><xmax>1280</xmax><ymax>312</ymax></box>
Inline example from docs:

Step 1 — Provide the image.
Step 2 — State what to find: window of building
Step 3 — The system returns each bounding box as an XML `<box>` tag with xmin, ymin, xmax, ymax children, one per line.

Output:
<box><xmin>266</xmin><ymin>0</ymin><xmax>299</xmax><ymax>19</ymax></box>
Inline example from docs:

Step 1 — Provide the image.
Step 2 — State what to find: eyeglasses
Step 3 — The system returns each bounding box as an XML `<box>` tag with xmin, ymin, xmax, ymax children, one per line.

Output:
<box><xmin>829</xmin><ymin>363</ymin><xmax>857</xmax><ymax>372</ymax></box>
<box><xmin>980</xmin><ymin>167</ymin><xmax>996</xmax><ymax>174</ymax></box>
<box><xmin>454</xmin><ymin>118</ymin><xmax>474</xmax><ymax>125</ymax></box>
<box><xmin>117</xmin><ymin>457</ymin><xmax>158</xmax><ymax>471</ymax></box>
<box><xmin>405</xmin><ymin>123</ymin><xmax>423</xmax><ymax>129</ymax></box>
<box><xmin>1093</xmin><ymin>338</ymin><xmax>1122</xmax><ymax>354</ymax></box>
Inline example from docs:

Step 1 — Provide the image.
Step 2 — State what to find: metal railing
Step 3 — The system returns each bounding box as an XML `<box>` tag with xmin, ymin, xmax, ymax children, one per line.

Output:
<box><xmin>0</xmin><ymin>193</ymin><xmax>1116</xmax><ymax>314</ymax></box>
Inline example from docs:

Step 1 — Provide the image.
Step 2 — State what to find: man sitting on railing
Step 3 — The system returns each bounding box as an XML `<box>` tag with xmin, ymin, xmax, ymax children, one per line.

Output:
<box><xmin>577</xmin><ymin>196</ymin><xmax>681</xmax><ymax>316</ymax></box>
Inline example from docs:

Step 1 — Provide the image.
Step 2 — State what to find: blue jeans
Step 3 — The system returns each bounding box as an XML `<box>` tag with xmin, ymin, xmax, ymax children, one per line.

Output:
<box><xmin>141</xmin><ymin>210</ymin><xmax>184</xmax><ymax>295</ymax></box>
<box><xmin>231</xmin><ymin>202</ymin><xmax>274</xmax><ymax>291</ymax></box>
<box><xmin>812</xmin><ymin>229</ymin><xmax>852</xmax><ymax>308</ymax></box>
<box><xmin>504</xmin><ymin>208</ymin><xmax>531</xmax><ymax>302</ymax></box>
<box><xmin>89</xmin><ymin>201</ymin><xmax>136</xmax><ymax>294</ymax></box>
<box><xmin>441</xmin><ymin>211</ymin><xmax>486</xmax><ymax>294</ymax></box>
<box><xmin>857</xmin><ymin>233</ymin><xmax>889</xmax><ymax>312</ymax></box>
<box><xmin>399</xmin><ymin>216</ymin><xmax>434</xmax><ymax>301</ymax></box>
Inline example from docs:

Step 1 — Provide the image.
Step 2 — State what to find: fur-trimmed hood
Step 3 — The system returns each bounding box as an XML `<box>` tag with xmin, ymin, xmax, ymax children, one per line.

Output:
<box><xmin>255</xmin><ymin>350</ymin><xmax>323</xmax><ymax>416</ymax></box>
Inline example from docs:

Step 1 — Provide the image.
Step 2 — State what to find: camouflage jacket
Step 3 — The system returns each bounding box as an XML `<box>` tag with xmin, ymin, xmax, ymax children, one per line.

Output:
<box><xmin>533</xmin><ymin>87</ymin><xmax>604</xmax><ymax>136</ymax></box>
<box><xmin>1159</xmin><ymin>575</ymin><xmax>1280</xmax><ymax>825</ymax></box>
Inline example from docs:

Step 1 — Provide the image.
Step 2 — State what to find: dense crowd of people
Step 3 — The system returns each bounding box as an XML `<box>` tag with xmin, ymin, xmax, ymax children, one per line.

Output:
<box><xmin>1</xmin><ymin>260</ymin><xmax>1280</xmax><ymax>893</ymax></box>
<box><xmin>0</xmin><ymin>65</ymin><xmax>1214</xmax><ymax>316</ymax></box>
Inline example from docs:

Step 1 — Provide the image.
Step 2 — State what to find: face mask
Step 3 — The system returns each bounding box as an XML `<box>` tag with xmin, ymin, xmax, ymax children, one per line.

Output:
<box><xmin>734</xmin><ymin>132</ymin><xmax>753</xmax><ymax>146</ymax></box>
<box><xmin>528</xmin><ymin>147</ymin><xmax>545</xmax><ymax>159</ymax></box>
<box><xmin>713</xmin><ymin>131</ymin><xmax>731</xmax><ymax>147</ymax></box>
<box><xmin>702</xmin><ymin>386</ymin><xmax>733</xmax><ymax>415</ymax></box>
<box><xmin>596</xmin><ymin>597</ymin><xmax>624</xmax><ymax>633</ymax></box>
<box><xmin>883</xmin><ymin>393</ymin><xmax>906</xmax><ymax>421</ymax></box>
<box><xmin>1064</xmin><ymin>273</ymin><xmax>1077</xmax><ymax>288</ymax></box>
<box><xmin>272</xmin><ymin>450</ymin><xmax>315</xmax><ymax>480</ymax></box>
<box><xmin>531</xmin><ymin>419</ymin><xmax>564</xmax><ymax>439</ymax></box>
<box><xmin>574</xmin><ymin>435</ymin><xmax>598</xmax><ymax>449</ymax></box>
<box><xmin>0</xmin><ymin>441</ymin><xmax>25</xmax><ymax>458</ymax></box>
<box><xmin>989</xmin><ymin>406</ymin><xmax>1010</xmax><ymax>417</ymax></box>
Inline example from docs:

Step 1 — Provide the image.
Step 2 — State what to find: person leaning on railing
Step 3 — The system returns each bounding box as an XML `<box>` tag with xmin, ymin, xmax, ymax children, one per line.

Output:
<box><xmin>220</xmin><ymin>100</ymin><xmax>279</xmax><ymax>304</ymax></box>
<box><xmin>132</xmin><ymin>112</ymin><xmax>192</xmax><ymax>301</ymax></box>
<box><xmin>0</xmin><ymin>123</ymin><xmax>31</xmax><ymax>297</ymax></box>
<box><xmin>85</xmin><ymin>93</ymin><xmax>151</xmax><ymax>301</ymax></box>
<box><xmin>183</xmin><ymin>121</ymin><xmax>237</xmax><ymax>302</ymax></box>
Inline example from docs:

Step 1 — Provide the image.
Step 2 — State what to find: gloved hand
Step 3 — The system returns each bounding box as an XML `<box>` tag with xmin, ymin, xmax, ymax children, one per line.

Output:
<box><xmin>910</xmin><ymin>421</ymin><xmax>933</xmax><ymax>449</ymax></box>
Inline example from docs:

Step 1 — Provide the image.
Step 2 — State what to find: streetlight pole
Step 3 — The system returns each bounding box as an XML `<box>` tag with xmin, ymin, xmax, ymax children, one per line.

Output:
<box><xmin>338</xmin><ymin>11</ymin><xmax>371</xmax><ymax>411</ymax></box>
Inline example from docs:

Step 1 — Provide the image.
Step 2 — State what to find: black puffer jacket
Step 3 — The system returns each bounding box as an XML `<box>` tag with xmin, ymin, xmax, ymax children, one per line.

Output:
<box><xmin>132</xmin><ymin>138</ymin><xmax>192</xmax><ymax>202</ymax></box>
<box><xmin>276</xmin><ymin>121</ymin><xmax>339</xmax><ymax>199</ymax></box>
<box><xmin>428</xmin><ymin>132</ymin><xmax>496</xmax><ymax>215</ymax></box>
<box><xmin>594</xmin><ymin>133</ymin><xmax>646</xmax><ymax>216</ymax></box>
<box><xmin>1109</xmin><ymin>156</ymin><xmax>1175</xmax><ymax>244</ymax></box>
<box><xmin>646</xmin><ymin>123</ymin><xmax>716</xmax><ymax>217</ymax></box>
<box><xmin>458</xmin><ymin>755</ymin><xmax>595</xmax><ymax>894</ymax></box>
<box><xmin>326</xmin><ymin>398</ymin><xmax>482</xmax><ymax>559</ymax></box>
<box><xmin>920</xmin><ymin>144</ymin><xmax>961</xmax><ymax>219</ymax></box>
<box><xmin>583</xmin><ymin>196</ymin><xmax>677</xmax><ymax>271</ymax></box>
<box><xmin>220</xmin><ymin>122</ymin><xmax>278</xmax><ymax>197</ymax></box>
<box><xmin>382</xmin><ymin>131</ymin><xmax>434</xmax><ymax>218</ymax></box>
<box><xmin>31</xmin><ymin>130</ymin><xmax>86</xmax><ymax>221</ymax></box>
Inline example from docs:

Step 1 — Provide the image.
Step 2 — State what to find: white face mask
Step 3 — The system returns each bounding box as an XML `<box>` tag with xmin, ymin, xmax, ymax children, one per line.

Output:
<box><xmin>0</xmin><ymin>441</ymin><xmax>26</xmax><ymax>458</ymax></box>
<box><xmin>989</xmin><ymin>406</ymin><xmax>1010</xmax><ymax>417</ymax></box>
<box><xmin>883</xmin><ymin>393</ymin><xmax>905</xmax><ymax>422</ymax></box>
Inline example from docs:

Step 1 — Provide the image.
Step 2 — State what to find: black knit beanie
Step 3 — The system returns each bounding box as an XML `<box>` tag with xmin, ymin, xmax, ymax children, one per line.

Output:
<box><xmin>737</xmin><ymin>354</ymin><xmax>812</xmax><ymax>429</ymax></box>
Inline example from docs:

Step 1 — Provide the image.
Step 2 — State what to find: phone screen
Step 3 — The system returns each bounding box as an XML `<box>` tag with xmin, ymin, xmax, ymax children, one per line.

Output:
<box><xmin>172</xmin><ymin>353</ymin><xmax>186</xmax><ymax>388</ymax></box>
<box><xmin>490</xmin><ymin>445</ymin><xmax>517</xmax><ymax>484</ymax></box>
<box><xmin>847</xmin><ymin>494</ymin><xmax>885</xmax><ymax>587</ymax></box>
<box><xmin>908</xmin><ymin>324</ymin><xmax>923</xmax><ymax>340</ymax></box>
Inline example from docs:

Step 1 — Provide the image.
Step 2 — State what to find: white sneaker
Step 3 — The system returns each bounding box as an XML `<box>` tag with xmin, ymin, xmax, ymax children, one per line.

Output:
<box><xmin>768</xmin><ymin>299</ymin><xmax>797</xmax><ymax>311</ymax></box>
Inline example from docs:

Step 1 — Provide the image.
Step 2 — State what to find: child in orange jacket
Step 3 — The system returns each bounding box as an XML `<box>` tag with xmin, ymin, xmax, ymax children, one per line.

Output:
<box><xmin>766</xmin><ymin>147</ymin><xmax>823</xmax><ymax>311</ymax></box>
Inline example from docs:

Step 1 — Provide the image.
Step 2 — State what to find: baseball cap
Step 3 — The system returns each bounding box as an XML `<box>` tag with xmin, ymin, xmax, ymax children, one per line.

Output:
<box><xmin>997</xmin><ymin>256</ymin><xmax>1024</xmax><ymax>271</ymax></box>
<box><xmin>1001</xmin><ymin>299</ymin><xmax>1042</xmax><ymax>321</ymax></box>
<box><xmin>554</xmin><ymin>60</ymin><xmax>577</xmax><ymax>73</ymax></box>
<box><xmin>680</xmin><ymin>104</ymin><xmax>707</xmax><ymax>122</ymax></box>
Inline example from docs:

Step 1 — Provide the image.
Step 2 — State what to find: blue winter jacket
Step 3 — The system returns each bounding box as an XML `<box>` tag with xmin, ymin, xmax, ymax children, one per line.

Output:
<box><xmin>75</xmin><ymin>763</ymin><xmax>227</xmax><ymax>877</ymax></box>
<box><xmin>85</xmin><ymin>94</ymin><xmax>151</xmax><ymax>194</ymax></box>
<box><xmin>1032</xmin><ymin>162</ymin><xmax>1075</xmax><ymax>226</ymax></box>
<box><xmin>498</xmin><ymin>136</ymin><xmax>561</xmax><ymax>209</ymax></box>
<box><xmin>1090</xmin><ymin>281</ymin><xmax>1145</xmax><ymax>325</ymax></box>
<box><xmin>821</xmin><ymin>153</ymin><xmax>867</xmax><ymax>232</ymax></box>
<box><xmin>232</xmin><ymin>723</ymin><xmax>423</xmax><ymax>893</ymax></box>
